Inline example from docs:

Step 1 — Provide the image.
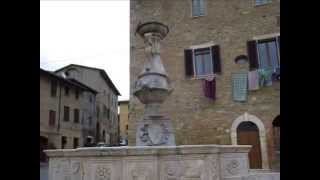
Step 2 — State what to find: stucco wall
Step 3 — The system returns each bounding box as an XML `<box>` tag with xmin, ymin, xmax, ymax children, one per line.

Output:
<box><xmin>56</xmin><ymin>66</ymin><xmax>119</xmax><ymax>144</ymax></box>
<box><xmin>40</xmin><ymin>74</ymin><xmax>96</xmax><ymax>149</ymax></box>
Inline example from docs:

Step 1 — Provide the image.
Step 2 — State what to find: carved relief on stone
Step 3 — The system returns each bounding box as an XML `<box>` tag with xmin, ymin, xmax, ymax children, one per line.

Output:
<box><xmin>211</xmin><ymin>159</ymin><xmax>219</xmax><ymax>180</ymax></box>
<box><xmin>131</xmin><ymin>165</ymin><xmax>152</xmax><ymax>180</ymax></box>
<box><xmin>242</xmin><ymin>176</ymin><xmax>258</xmax><ymax>180</ymax></box>
<box><xmin>144</xmin><ymin>33</ymin><xmax>161</xmax><ymax>56</ymax></box>
<box><xmin>163</xmin><ymin>161</ymin><xmax>182</xmax><ymax>180</ymax></box>
<box><xmin>95</xmin><ymin>165</ymin><xmax>111</xmax><ymax>180</ymax></box>
<box><xmin>52</xmin><ymin>160</ymin><xmax>71</xmax><ymax>180</ymax></box>
<box><xmin>180</xmin><ymin>160</ymin><xmax>204</xmax><ymax>180</ymax></box>
<box><xmin>53</xmin><ymin>163</ymin><xmax>61</xmax><ymax>174</ymax></box>
<box><xmin>226</xmin><ymin>160</ymin><xmax>240</xmax><ymax>176</ymax></box>
<box><xmin>51</xmin><ymin>160</ymin><xmax>62</xmax><ymax>180</ymax></box>
<box><xmin>139</xmin><ymin>123</ymin><xmax>170</xmax><ymax>145</ymax></box>
<box><xmin>71</xmin><ymin>161</ymin><xmax>83</xmax><ymax>180</ymax></box>
<box><xmin>71</xmin><ymin>161</ymin><xmax>81</xmax><ymax>174</ymax></box>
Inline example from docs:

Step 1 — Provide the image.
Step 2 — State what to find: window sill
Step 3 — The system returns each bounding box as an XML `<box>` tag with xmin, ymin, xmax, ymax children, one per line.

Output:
<box><xmin>254</xmin><ymin>3</ymin><xmax>272</xmax><ymax>7</ymax></box>
<box><xmin>191</xmin><ymin>14</ymin><xmax>206</xmax><ymax>19</ymax></box>
<box><xmin>188</xmin><ymin>74</ymin><xmax>217</xmax><ymax>80</ymax></box>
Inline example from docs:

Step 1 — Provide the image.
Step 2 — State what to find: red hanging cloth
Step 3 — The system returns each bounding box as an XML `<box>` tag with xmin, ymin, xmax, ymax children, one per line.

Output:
<box><xmin>202</xmin><ymin>76</ymin><xmax>216</xmax><ymax>100</ymax></box>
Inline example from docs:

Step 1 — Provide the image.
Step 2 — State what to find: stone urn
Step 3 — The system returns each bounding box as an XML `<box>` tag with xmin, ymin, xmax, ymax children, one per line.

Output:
<box><xmin>133</xmin><ymin>22</ymin><xmax>173</xmax><ymax>119</ymax></box>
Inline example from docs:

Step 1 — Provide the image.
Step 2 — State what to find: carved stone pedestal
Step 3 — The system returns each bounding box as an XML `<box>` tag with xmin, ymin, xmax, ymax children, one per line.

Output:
<box><xmin>136</xmin><ymin>118</ymin><xmax>175</xmax><ymax>146</ymax></box>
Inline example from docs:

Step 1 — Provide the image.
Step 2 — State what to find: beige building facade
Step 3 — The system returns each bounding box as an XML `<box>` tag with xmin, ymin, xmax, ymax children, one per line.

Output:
<box><xmin>130</xmin><ymin>0</ymin><xmax>280</xmax><ymax>170</ymax></box>
<box><xmin>118</xmin><ymin>100</ymin><xmax>129</xmax><ymax>144</ymax></box>
<box><xmin>40</xmin><ymin>68</ymin><xmax>98</xmax><ymax>161</ymax></box>
<box><xmin>55</xmin><ymin>64</ymin><xmax>121</xmax><ymax>145</ymax></box>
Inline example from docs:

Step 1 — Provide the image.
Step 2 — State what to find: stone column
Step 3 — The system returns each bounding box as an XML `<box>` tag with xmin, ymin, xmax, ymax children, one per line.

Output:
<box><xmin>133</xmin><ymin>22</ymin><xmax>175</xmax><ymax>146</ymax></box>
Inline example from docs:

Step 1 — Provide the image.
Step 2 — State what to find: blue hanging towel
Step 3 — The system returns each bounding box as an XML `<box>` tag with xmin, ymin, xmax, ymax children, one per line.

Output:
<box><xmin>232</xmin><ymin>72</ymin><xmax>248</xmax><ymax>102</ymax></box>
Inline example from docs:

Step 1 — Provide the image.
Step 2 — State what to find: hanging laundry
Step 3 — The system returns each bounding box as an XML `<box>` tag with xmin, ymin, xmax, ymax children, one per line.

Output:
<box><xmin>232</xmin><ymin>72</ymin><xmax>248</xmax><ymax>102</ymax></box>
<box><xmin>248</xmin><ymin>70</ymin><xmax>259</xmax><ymax>90</ymax></box>
<box><xmin>202</xmin><ymin>76</ymin><xmax>216</xmax><ymax>100</ymax></box>
<box><xmin>258</xmin><ymin>68</ymin><xmax>273</xmax><ymax>87</ymax></box>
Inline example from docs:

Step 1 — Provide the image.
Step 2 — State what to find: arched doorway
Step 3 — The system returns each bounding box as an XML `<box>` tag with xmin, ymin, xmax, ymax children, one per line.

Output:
<box><xmin>237</xmin><ymin>122</ymin><xmax>262</xmax><ymax>169</ymax></box>
<box><xmin>40</xmin><ymin>136</ymin><xmax>48</xmax><ymax>162</ymax></box>
<box><xmin>231</xmin><ymin>113</ymin><xmax>269</xmax><ymax>169</ymax></box>
<box><xmin>272</xmin><ymin>115</ymin><xmax>280</xmax><ymax>170</ymax></box>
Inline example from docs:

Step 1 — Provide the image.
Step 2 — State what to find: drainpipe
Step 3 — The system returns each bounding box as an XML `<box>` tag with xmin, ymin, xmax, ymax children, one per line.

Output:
<box><xmin>57</xmin><ymin>83</ymin><xmax>62</xmax><ymax>131</ymax></box>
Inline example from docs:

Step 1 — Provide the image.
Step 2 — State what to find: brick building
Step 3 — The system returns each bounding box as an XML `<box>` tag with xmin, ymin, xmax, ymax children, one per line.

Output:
<box><xmin>40</xmin><ymin>68</ymin><xmax>98</xmax><ymax>161</ymax></box>
<box><xmin>130</xmin><ymin>0</ymin><xmax>280</xmax><ymax>170</ymax></box>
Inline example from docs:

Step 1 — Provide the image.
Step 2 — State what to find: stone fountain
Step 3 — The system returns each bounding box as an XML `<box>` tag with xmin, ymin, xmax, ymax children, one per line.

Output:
<box><xmin>45</xmin><ymin>21</ymin><xmax>279</xmax><ymax>180</ymax></box>
<box><xmin>133</xmin><ymin>22</ymin><xmax>175</xmax><ymax>146</ymax></box>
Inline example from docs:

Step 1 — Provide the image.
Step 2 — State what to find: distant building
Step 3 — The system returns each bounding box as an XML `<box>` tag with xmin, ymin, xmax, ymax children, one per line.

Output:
<box><xmin>118</xmin><ymin>100</ymin><xmax>129</xmax><ymax>145</ymax></box>
<box><xmin>54</xmin><ymin>64</ymin><xmax>121</xmax><ymax>145</ymax></box>
<box><xmin>40</xmin><ymin>68</ymin><xmax>98</xmax><ymax>161</ymax></box>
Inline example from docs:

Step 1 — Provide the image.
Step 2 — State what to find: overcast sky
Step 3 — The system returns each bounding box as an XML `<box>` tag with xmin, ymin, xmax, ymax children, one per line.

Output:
<box><xmin>40</xmin><ymin>0</ymin><xmax>129</xmax><ymax>101</ymax></box>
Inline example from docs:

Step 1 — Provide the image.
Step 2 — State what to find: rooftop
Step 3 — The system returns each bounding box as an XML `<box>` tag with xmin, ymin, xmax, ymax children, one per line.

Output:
<box><xmin>54</xmin><ymin>64</ymin><xmax>121</xmax><ymax>95</ymax></box>
<box><xmin>40</xmin><ymin>68</ymin><xmax>98</xmax><ymax>94</ymax></box>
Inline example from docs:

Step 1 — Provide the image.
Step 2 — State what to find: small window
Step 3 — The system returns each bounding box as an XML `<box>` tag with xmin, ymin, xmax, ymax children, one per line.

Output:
<box><xmin>75</xmin><ymin>89</ymin><xmax>80</xmax><ymax>99</ymax></box>
<box><xmin>247</xmin><ymin>36</ymin><xmax>280</xmax><ymax>71</ymax></box>
<box><xmin>194</xmin><ymin>48</ymin><xmax>213</xmax><ymax>76</ymax></box>
<box><xmin>73</xmin><ymin>137</ymin><xmax>79</xmax><ymax>149</ymax></box>
<box><xmin>192</xmin><ymin>0</ymin><xmax>205</xmax><ymax>17</ymax></box>
<box><xmin>74</xmin><ymin>109</ymin><xmax>79</xmax><ymax>123</ymax></box>
<box><xmin>88</xmin><ymin>116</ymin><xmax>92</xmax><ymax>126</ymax></box>
<box><xmin>64</xmin><ymin>106</ymin><xmax>70</xmax><ymax>122</ymax></box>
<box><xmin>97</xmin><ymin>106</ymin><xmax>100</xmax><ymax>118</ymax></box>
<box><xmin>102</xmin><ymin>130</ymin><xmax>106</xmax><ymax>141</ymax></box>
<box><xmin>65</xmin><ymin>86</ymin><xmax>69</xmax><ymax>96</ymax></box>
<box><xmin>184</xmin><ymin>45</ymin><xmax>221</xmax><ymax>78</ymax></box>
<box><xmin>49</xmin><ymin>110</ymin><xmax>56</xmax><ymax>126</ymax></box>
<box><xmin>61</xmin><ymin>136</ymin><xmax>67</xmax><ymax>149</ymax></box>
<box><xmin>255</xmin><ymin>0</ymin><xmax>272</xmax><ymax>6</ymax></box>
<box><xmin>257</xmin><ymin>38</ymin><xmax>280</xmax><ymax>70</ymax></box>
<box><xmin>51</xmin><ymin>80</ymin><xmax>57</xmax><ymax>97</ymax></box>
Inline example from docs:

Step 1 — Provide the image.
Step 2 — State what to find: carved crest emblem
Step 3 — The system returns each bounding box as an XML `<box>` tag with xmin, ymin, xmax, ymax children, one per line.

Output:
<box><xmin>139</xmin><ymin>123</ymin><xmax>170</xmax><ymax>145</ymax></box>
<box><xmin>226</xmin><ymin>160</ymin><xmax>240</xmax><ymax>175</ymax></box>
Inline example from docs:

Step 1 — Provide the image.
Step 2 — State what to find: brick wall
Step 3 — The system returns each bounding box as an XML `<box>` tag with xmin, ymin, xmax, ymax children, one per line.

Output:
<box><xmin>130</xmin><ymin>0</ymin><xmax>280</xmax><ymax>169</ymax></box>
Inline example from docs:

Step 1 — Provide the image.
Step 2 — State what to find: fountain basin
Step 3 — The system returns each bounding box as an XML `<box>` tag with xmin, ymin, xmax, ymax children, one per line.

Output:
<box><xmin>136</xmin><ymin>21</ymin><xmax>169</xmax><ymax>39</ymax></box>
<box><xmin>45</xmin><ymin>145</ymin><xmax>279</xmax><ymax>180</ymax></box>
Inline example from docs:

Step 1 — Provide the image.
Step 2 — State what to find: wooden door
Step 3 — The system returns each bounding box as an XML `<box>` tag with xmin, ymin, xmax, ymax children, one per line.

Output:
<box><xmin>237</xmin><ymin>122</ymin><xmax>262</xmax><ymax>169</ymax></box>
